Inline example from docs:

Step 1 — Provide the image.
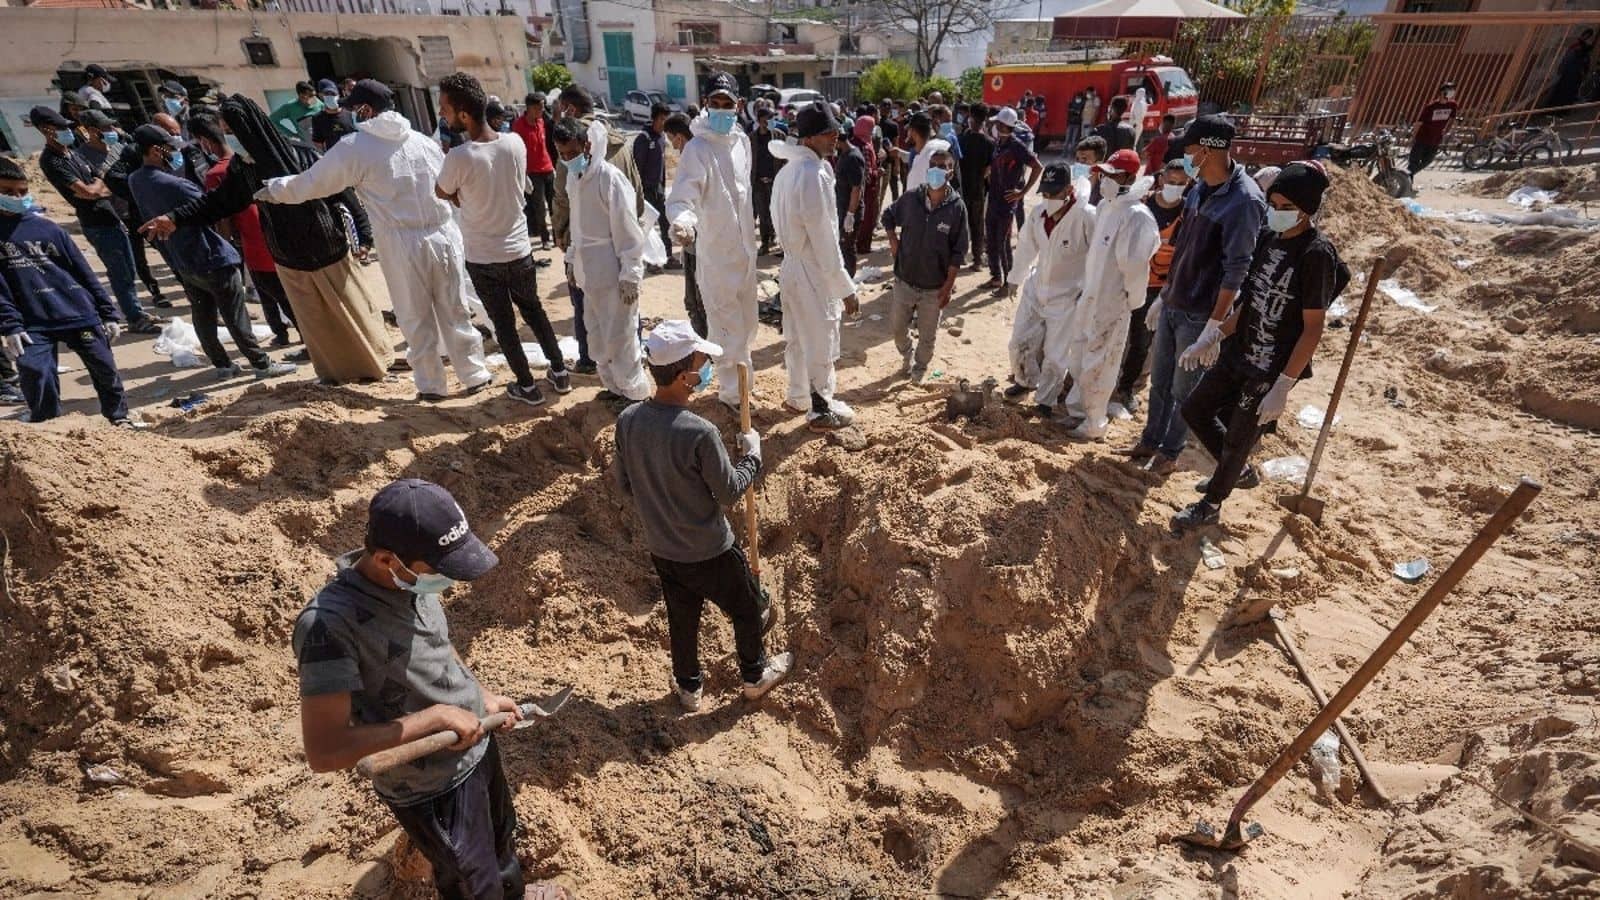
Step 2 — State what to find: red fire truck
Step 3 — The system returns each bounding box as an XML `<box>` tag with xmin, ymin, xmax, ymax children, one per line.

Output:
<box><xmin>982</xmin><ymin>54</ymin><xmax>1199</xmax><ymax>149</ymax></box>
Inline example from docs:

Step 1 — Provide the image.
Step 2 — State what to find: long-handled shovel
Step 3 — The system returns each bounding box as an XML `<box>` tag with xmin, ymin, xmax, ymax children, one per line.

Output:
<box><xmin>355</xmin><ymin>685</ymin><xmax>575</xmax><ymax>779</ymax></box>
<box><xmin>1178</xmin><ymin>478</ymin><xmax>1541</xmax><ymax>852</ymax></box>
<box><xmin>736</xmin><ymin>363</ymin><xmax>762</xmax><ymax>584</ymax></box>
<box><xmin>1279</xmin><ymin>257</ymin><xmax>1386</xmax><ymax>524</ymax></box>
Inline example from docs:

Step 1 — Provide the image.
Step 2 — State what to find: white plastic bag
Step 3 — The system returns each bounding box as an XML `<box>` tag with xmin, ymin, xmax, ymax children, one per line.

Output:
<box><xmin>1260</xmin><ymin>455</ymin><xmax>1309</xmax><ymax>482</ymax></box>
<box><xmin>1309</xmin><ymin>729</ymin><xmax>1341</xmax><ymax>798</ymax></box>
<box><xmin>640</xmin><ymin>200</ymin><xmax>668</xmax><ymax>267</ymax></box>
<box><xmin>217</xmin><ymin>324</ymin><xmax>273</xmax><ymax>345</ymax></box>
<box><xmin>1379</xmin><ymin>279</ymin><xmax>1437</xmax><ymax>314</ymax></box>
<box><xmin>151</xmin><ymin>317</ymin><xmax>207</xmax><ymax>369</ymax></box>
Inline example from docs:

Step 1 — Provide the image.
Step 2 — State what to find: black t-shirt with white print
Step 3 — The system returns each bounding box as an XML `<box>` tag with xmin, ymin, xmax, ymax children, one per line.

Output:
<box><xmin>1223</xmin><ymin>226</ymin><xmax>1338</xmax><ymax>380</ymax></box>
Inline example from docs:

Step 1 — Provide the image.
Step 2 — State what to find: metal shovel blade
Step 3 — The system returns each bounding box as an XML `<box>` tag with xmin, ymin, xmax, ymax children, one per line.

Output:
<box><xmin>1277</xmin><ymin>491</ymin><xmax>1325</xmax><ymax>524</ymax></box>
<box><xmin>1171</xmin><ymin>819</ymin><xmax>1264</xmax><ymax>853</ymax></box>
<box><xmin>513</xmin><ymin>685</ymin><xmax>575</xmax><ymax>727</ymax></box>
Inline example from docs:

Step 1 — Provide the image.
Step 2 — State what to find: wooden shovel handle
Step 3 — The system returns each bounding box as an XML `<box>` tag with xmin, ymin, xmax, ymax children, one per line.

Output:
<box><xmin>736</xmin><ymin>363</ymin><xmax>760</xmax><ymax>577</ymax></box>
<box><xmin>355</xmin><ymin>711</ymin><xmax>512</xmax><ymax>779</ymax></box>
<box><xmin>1300</xmin><ymin>257</ymin><xmax>1385</xmax><ymax>499</ymax></box>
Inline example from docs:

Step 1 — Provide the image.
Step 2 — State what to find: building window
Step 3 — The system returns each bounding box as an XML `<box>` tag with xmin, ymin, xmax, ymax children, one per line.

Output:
<box><xmin>772</xmin><ymin>23</ymin><xmax>798</xmax><ymax>44</ymax></box>
<box><xmin>242</xmin><ymin>37</ymin><xmax>277</xmax><ymax>66</ymax></box>
<box><xmin>678</xmin><ymin>23</ymin><xmax>719</xmax><ymax>46</ymax></box>
<box><xmin>839</xmin><ymin>34</ymin><xmax>859</xmax><ymax>53</ymax></box>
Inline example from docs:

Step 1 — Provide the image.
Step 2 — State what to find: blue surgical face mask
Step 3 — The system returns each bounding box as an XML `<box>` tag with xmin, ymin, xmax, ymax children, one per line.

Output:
<box><xmin>498</xmin><ymin>120</ymin><xmax>511</xmax><ymax>133</ymax></box>
<box><xmin>692</xmin><ymin>358</ymin><xmax>713</xmax><ymax>392</ymax></box>
<box><xmin>102</xmin><ymin>130</ymin><xmax>119</xmax><ymax>145</ymax></box>
<box><xmin>390</xmin><ymin>559</ymin><xmax>455</xmax><ymax>596</ymax></box>
<box><xmin>225</xmin><ymin>135</ymin><xmax>252</xmax><ymax>163</ymax></box>
<box><xmin>164</xmin><ymin>97</ymin><xmax>184</xmax><ymax>116</ymax></box>
<box><xmin>1181</xmin><ymin>151</ymin><xmax>1200</xmax><ymax>178</ymax></box>
<box><xmin>939</xmin><ymin>122</ymin><xmax>955</xmax><ymax>139</ymax></box>
<box><xmin>168</xmin><ymin>150</ymin><xmax>185</xmax><ymax>171</ymax></box>
<box><xmin>1266</xmin><ymin>208</ymin><xmax>1303</xmax><ymax>233</ymax></box>
<box><xmin>563</xmin><ymin>153</ymin><xmax>589</xmax><ymax>176</ymax></box>
<box><xmin>707</xmin><ymin>109</ymin><xmax>737</xmax><ymax>135</ymax></box>
<box><xmin>0</xmin><ymin>194</ymin><xmax>35</xmax><ymax>215</ymax></box>
<box><xmin>925</xmin><ymin>167</ymin><xmax>948</xmax><ymax>190</ymax></box>
<box><xmin>321</xmin><ymin>94</ymin><xmax>338</xmax><ymax>108</ymax></box>
<box><xmin>1070</xmin><ymin>162</ymin><xmax>1090</xmax><ymax>181</ymax></box>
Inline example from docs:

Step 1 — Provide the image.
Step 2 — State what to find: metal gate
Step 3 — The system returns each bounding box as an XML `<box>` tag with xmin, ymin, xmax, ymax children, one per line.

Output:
<box><xmin>602</xmin><ymin>32</ymin><xmax>637</xmax><ymax>108</ymax></box>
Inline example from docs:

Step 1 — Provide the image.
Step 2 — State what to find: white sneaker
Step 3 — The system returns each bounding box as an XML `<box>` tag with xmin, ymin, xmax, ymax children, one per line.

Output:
<box><xmin>742</xmin><ymin>651</ymin><xmax>794</xmax><ymax>701</ymax></box>
<box><xmin>1064</xmin><ymin>421</ymin><xmax>1107</xmax><ymax>442</ymax></box>
<box><xmin>676</xmin><ymin>684</ymin><xmax>702</xmax><ymax>712</ymax></box>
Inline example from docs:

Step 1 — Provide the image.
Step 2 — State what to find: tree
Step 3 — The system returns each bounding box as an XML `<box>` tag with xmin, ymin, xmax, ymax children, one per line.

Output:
<box><xmin>957</xmin><ymin>66</ymin><xmax>985</xmax><ymax>102</ymax></box>
<box><xmin>876</xmin><ymin>0</ymin><xmax>1021</xmax><ymax>79</ymax></box>
<box><xmin>529</xmin><ymin>63</ymin><xmax>574</xmax><ymax>94</ymax></box>
<box><xmin>919</xmin><ymin>74</ymin><xmax>960</xmax><ymax>101</ymax></box>
<box><xmin>858</xmin><ymin>60</ymin><xmax>921</xmax><ymax>103</ymax></box>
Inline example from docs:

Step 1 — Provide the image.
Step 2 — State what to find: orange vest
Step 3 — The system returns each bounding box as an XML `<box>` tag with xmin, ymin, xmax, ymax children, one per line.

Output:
<box><xmin>1148</xmin><ymin>209</ymin><xmax>1182</xmax><ymax>288</ymax></box>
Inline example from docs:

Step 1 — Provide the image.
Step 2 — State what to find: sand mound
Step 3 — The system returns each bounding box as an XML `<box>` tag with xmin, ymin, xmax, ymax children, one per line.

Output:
<box><xmin>1321</xmin><ymin>164</ymin><xmax>1465</xmax><ymax>292</ymax></box>
<box><xmin>1467</xmin><ymin>163</ymin><xmax>1600</xmax><ymax>203</ymax></box>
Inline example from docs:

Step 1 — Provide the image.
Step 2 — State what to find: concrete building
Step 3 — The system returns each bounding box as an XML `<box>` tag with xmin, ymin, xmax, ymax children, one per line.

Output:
<box><xmin>0</xmin><ymin>6</ymin><xmax>527</xmax><ymax>154</ymax></box>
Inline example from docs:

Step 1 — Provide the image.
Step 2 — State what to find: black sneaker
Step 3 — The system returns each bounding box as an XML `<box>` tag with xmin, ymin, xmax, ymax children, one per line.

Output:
<box><xmin>0</xmin><ymin>382</ymin><xmax>22</xmax><ymax>405</ymax></box>
<box><xmin>152</xmin><ymin>296</ymin><xmax>175</xmax><ymax>309</ymax></box>
<box><xmin>548</xmin><ymin>370</ymin><xmax>572</xmax><ymax>394</ymax></box>
<box><xmin>807</xmin><ymin>411</ymin><xmax>847</xmax><ymax>432</ymax></box>
<box><xmin>464</xmin><ymin>376</ymin><xmax>495</xmax><ymax>396</ymax></box>
<box><xmin>270</xmin><ymin>334</ymin><xmax>292</xmax><ymax>348</ymax></box>
<box><xmin>1003</xmin><ymin>383</ymin><xmax>1029</xmax><ymax>401</ymax></box>
<box><xmin>1172</xmin><ymin>501</ymin><xmax>1220</xmax><ymax>530</ymax></box>
<box><xmin>1032</xmin><ymin>403</ymin><xmax>1053</xmax><ymax>418</ymax></box>
<box><xmin>1195</xmin><ymin>465</ymin><xmax>1259</xmax><ymax>494</ymax></box>
<box><xmin>507</xmin><ymin>382</ymin><xmax>545</xmax><ymax>406</ymax></box>
<box><xmin>573</xmin><ymin>360</ymin><xmax>599</xmax><ymax>376</ymax></box>
<box><xmin>130</xmin><ymin>317</ymin><xmax>165</xmax><ymax>335</ymax></box>
<box><xmin>418</xmin><ymin>392</ymin><xmax>448</xmax><ymax>402</ymax></box>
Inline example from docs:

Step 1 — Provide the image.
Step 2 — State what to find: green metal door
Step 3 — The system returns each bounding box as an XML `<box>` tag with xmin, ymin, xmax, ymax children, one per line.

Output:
<box><xmin>666</xmin><ymin>74</ymin><xmax>686</xmax><ymax>102</ymax></box>
<box><xmin>602</xmin><ymin>32</ymin><xmax>637</xmax><ymax>108</ymax></box>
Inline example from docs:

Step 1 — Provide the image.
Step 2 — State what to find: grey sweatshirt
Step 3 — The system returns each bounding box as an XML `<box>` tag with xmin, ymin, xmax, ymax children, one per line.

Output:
<box><xmin>614</xmin><ymin>399</ymin><xmax>761</xmax><ymax>563</ymax></box>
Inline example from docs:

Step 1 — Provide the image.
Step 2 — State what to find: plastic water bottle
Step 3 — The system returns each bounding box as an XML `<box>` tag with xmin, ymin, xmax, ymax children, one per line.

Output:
<box><xmin>1309</xmin><ymin>728</ymin><xmax>1341</xmax><ymax>797</ymax></box>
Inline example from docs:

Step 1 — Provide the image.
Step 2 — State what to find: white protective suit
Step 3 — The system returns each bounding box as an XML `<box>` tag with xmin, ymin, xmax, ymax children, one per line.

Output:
<box><xmin>567</xmin><ymin>121</ymin><xmax>652</xmax><ymax>402</ymax></box>
<box><xmin>259</xmin><ymin>110</ymin><xmax>489</xmax><ymax>396</ymax></box>
<box><xmin>1061</xmin><ymin>175</ymin><xmax>1159</xmax><ymax>436</ymax></box>
<box><xmin>1006</xmin><ymin>178</ymin><xmax>1096</xmax><ymax>407</ymax></box>
<box><xmin>770</xmin><ymin>140</ymin><xmax>857</xmax><ymax>420</ymax></box>
<box><xmin>902</xmin><ymin>138</ymin><xmax>950</xmax><ymax>193</ymax></box>
<box><xmin>664</xmin><ymin>115</ymin><xmax>758</xmax><ymax>408</ymax></box>
<box><xmin>1130</xmin><ymin>88</ymin><xmax>1151</xmax><ymax>146</ymax></box>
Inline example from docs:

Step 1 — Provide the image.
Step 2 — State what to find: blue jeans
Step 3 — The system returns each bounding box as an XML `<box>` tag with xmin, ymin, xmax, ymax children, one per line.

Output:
<box><xmin>81</xmin><ymin>223</ymin><xmax>146</xmax><ymax>325</ymax></box>
<box><xmin>1139</xmin><ymin>302</ymin><xmax>1210</xmax><ymax>459</ymax></box>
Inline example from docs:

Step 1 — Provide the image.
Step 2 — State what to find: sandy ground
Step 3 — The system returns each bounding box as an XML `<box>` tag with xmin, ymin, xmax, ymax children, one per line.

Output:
<box><xmin>1</xmin><ymin>156</ymin><xmax>1597</xmax><ymax>899</ymax></box>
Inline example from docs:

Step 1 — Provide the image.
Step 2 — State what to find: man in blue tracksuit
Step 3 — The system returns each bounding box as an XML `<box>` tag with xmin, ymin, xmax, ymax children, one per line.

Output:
<box><xmin>128</xmin><ymin>124</ymin><xmax>296</xmax><ymax>382</ymax></box>
<box><xmin>0</xmin><ymin>156</ymin><xmax>131</xmax><ymax>425</ymax></box>
<box><xmin>1118</xmin><ymin>115</ymin><xmax>1266</xmax><ymax>475</ymax></box>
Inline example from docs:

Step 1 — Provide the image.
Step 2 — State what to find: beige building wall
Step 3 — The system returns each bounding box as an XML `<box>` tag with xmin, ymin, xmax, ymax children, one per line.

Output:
<box><xmin>1</xmin><ymin>8</ymin><xmax>525</xmax><ymax>153</ymax></box>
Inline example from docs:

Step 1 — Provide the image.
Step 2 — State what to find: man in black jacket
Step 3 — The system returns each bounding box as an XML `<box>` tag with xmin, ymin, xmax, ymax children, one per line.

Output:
<box><xmin>750</xmin><ymin>105</ymin><xmax>779</xmax><ymax>256</ymax></box>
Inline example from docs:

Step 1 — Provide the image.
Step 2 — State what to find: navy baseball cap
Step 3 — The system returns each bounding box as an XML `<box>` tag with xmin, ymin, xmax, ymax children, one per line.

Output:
<box><xmin>1038</xmin><ymin>162</ymin><xmax>1070</xmax><ymax>193</ymax></box>
<box><xmin>366</xmin><ymin>479</ymin><xmax>498</xmax><ymax>580</ymax></box>
<box><xmin>86</xmin><ymin>64</ymin><xmax>115</xmax><ymax>82</ymax></box>
<box><xmin>27</xmin><ymin>106</ymin><xmax>73</xmax><ymax>129</ymax></box>
<box><xmin>1183</xmin><ymin>114</ymin><xmax>1235</xmax><ymax>150</ymax></box>
<box><xmin>339</xmin><ymin>78</ymin><xmax>393</xmax><ymax>112</ymax></box>
<box><xmin>132</xmin><ymin>123</ymin><xmax>183</xmax><ymax>150</ymax></box>
<box><xmin>705</xmin><ymin>71</ymin><xmax>739</xmax><ymax>100</ymax></box>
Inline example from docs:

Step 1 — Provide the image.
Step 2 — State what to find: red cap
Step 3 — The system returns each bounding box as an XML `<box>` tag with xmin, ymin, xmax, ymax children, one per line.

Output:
<box><xmin>1095</xmin><ymin>148</ymin><xmax>1142</xmax><ymax>177</ymax></box>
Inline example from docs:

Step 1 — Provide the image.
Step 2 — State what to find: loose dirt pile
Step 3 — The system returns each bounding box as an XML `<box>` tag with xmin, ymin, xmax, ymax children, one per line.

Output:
<box><xmin>1467</xmin><ymin>163</ymin><xmax>1600</xmax><ymax>204</ymax></box>
<box><xmin>1</xmin><ymin>159</ymin><xmax>1597</xmax><ymax>898</ymax></box>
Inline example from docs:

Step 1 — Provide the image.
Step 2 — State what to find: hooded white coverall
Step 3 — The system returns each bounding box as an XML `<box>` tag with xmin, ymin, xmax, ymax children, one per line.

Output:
<box><xmin>902</xmin><ymin>138</ymin><xmax>950</xmax><ymax>194</ymax></box>
<box><xmin>259</xmin><ymin>110</ymin><xmax>489</xmax><ymax>396</ymax></box>
<box><xmin>1007</xmin><ymin>178</ymin><xmax>1096</xmax><ymax>408</ymax></box>
<box><xmin>567</xmin><ymin>126</ymin><xmax>652</xmax><ymax>402</ymax></box>
<box><xmin>1061</xmin><ymin>175</ymin><xmax>1159</xmax><ymax>436</ymax></box>
<box><xmin>770</xmin><ymin>140</ymin><xmax>857</xmax><ymax>420</ymax></box>
<box><xmin>664</xmin><ymin>115</ymin><xmax>758</xmax><ymax>408</ymax></box>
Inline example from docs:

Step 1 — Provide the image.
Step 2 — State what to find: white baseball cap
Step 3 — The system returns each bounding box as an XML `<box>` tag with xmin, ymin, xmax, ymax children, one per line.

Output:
<box><xmin>993</xmin><ymin>106</ymin><xmax>1019</xmax><ymax>128</ymax></box>
<box><xmin>645</xmin><ymin>320</ymin><xmax>723</xmax><ymax>365</ymax></box>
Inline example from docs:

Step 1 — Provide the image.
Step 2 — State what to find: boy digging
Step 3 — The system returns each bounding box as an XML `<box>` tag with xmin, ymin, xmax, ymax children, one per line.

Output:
<box><xmin>293</xmin><ymin>479</ymin><xmax>562</xmax><ymax>899</ymax></box>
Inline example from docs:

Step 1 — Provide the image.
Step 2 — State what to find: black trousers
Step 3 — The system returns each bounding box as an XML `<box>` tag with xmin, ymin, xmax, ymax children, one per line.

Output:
<box><xmin>466</xmin><ymin>256</ymin><xmax>565</xmax><ymax>388</ymax></box>
<box><xmin>177</xmin><ymin>264</ymin><xmax>270</xmax><ymax>370</ymax></box>
<box><xmin>524</xmin><ymin>172</ymin><xmax>555</xmax><ymax>243</ymax></box>
<box><xmin>643</xmin><ymin>183</ymin><xmax>671</xmax><ymax>253</ymax></box>
<box><xmin>251</xmin><ymin>268</ymin><xmax>298</xmax><ymax>341</ymax></box>
<box><xmin>563</xmin><ymin>263</ymin><xmax>593</xmax><ymax>366</ymax></box>
<box><xmin>123</xmin><ymin>216</ymin><xmax>163</xmax><ymax>298</ymax></box>
<box><xmin>1115</xmin><ymin>286</ymin><xmax>1162</xmax><ymax>399</ymax></box>
<box><xmin>962</xmin><ymin>182</ymin><xmax>986</xmax><ymax>264</ymax></box>
<box><xmin>16</xmin><ymin>325</ymin><xmax>128</xmax><ymax>422</ymax></box>
<box><xmin>1408</xmin><ymin>142</ymin><xmax>1441</xmax><ymax>176</ymax></box>
<box><xmin>386</xmin><ymin>738</ymin><xmax>524</xmax><ymax>900</ymax></box>
<box><xmin>683</xmin><ymin>249</ymin><xmax>707</xmax><ymax>337</ymax></box>
<box><xmin>1180</xmin><ymin>356</ymin><xmax>1274</xmax><ymax>507</ymax></box>
<box><xmin>753</xmin><ymin>176</ymin><xmax>775</xmax><ymax>248</ymax></box>
<box><xmin>839</xmin><ymin>223</ymin><xmax>857</xmax><ymax>278</ymax></box>
<box><xmin>652</xmin><ymin>545</ymin><xmax>768</xmax><ymax>691</ymax></box>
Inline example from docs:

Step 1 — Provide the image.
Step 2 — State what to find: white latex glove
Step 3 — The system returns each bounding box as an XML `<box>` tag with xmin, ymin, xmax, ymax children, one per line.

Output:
<box><xmin>671</xmin><ymin>223</ymin><xmax>696</xmax><ymax>246</ymax></box>
<box><xmin>252</xmin><ymin>186</ymin><xmax>273</xmax><ymax>203</ymax></box>
<box><xmin>100</xmin><ymin>320</ymin><xmax>124</xmax><ymax>341</ymax></box>
<box><xmin>1256</xmin><ymin>373</ymin><xmax>1297</xmax><ymax>423</ymax></box>
<box><xmin>1144</xmin><ymin>296</ymin><xmax>1164</xmax><ymax>332</ymax></box>
<box><xmin>737</xmin><ymin>429</ymin><xmax>761</xmax><ymax>460</ymax></box>
<box><xmin>1178</xmin><ymin>318</ymin><xmax>1226</xmax><ymax>371</ymax></box>
<box><xmin>843</xmin><ymin>212</ymin><xmax>856</xmax><ymax>233</ymax></box>
<box><xmin>620</xmin><ymin>281</ymin><xmax>640</xmax><ymax>305</ymax></box>
<box><xmin>2</xmin><ymin>332</ymin><xmax>32</xmax><ymax>361</ymax></box>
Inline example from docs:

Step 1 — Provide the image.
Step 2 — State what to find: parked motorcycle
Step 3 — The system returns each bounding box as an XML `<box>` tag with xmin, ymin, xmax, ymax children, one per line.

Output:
<box><xmin>1327</xmin><ymin>129</ymin><xmax>1413</xmax><ymax>198</ymax></box>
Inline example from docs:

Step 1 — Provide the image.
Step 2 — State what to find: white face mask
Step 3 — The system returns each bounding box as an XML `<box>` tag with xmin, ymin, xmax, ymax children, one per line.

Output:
<box><xmin>1042</xmin><ymin>197</ymin><xmax>1066</xmax><ymax>216</ymax></box>
<box><xmin>1161</xmin><ymin>183</ymin><xmax>1185</xmax><ymax>203</ymax></box>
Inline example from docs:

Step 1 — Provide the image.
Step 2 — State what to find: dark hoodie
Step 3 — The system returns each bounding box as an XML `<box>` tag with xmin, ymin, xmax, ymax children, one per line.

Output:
<box><xmin>880</xmin><ymin>184</ymin><xmax>969</xmax><ymax>290</ymax></box>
